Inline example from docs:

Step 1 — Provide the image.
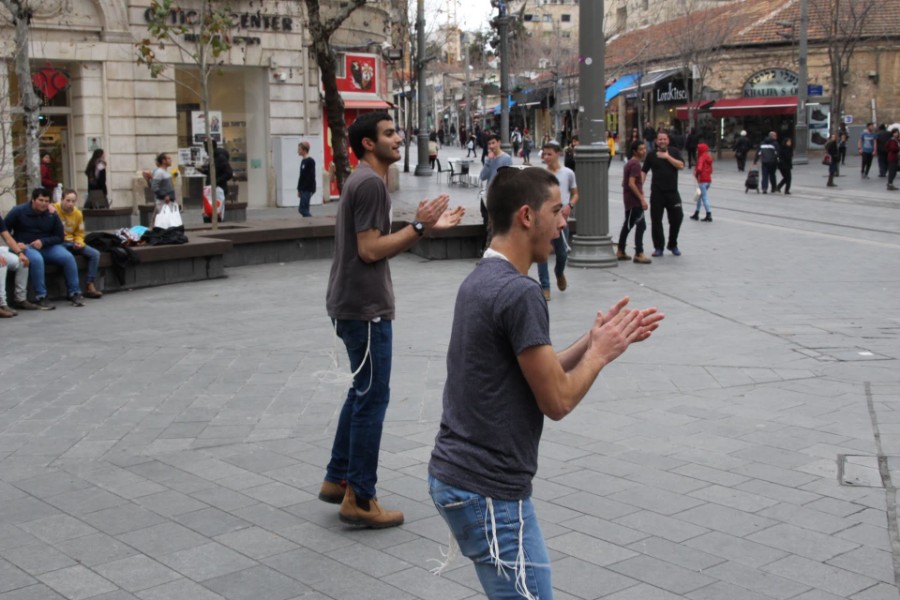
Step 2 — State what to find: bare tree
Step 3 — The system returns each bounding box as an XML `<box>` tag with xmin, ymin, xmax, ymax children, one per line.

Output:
<box><xmin>303</xmin><ymin>0</ymin><xmax>367</xmax><ymax>192</ymax></box>
<box><xmin>137</xmin><ymin>0</ymin><xmax>234</xmax><ymax>230</ymax></box>
<box><xmin>1</xmin><ymin>0</ymin><xmax>42</xmax><ymax>193</ymax></box>
<box><xmin>668</xmin><ymin>0</ymin><xmax>737</xmax><ymax>131</ymax></box>
<box><xmin>809</xmin><ymin>0</ymin><xmax>882</xmax><ymax>133</ymax></box>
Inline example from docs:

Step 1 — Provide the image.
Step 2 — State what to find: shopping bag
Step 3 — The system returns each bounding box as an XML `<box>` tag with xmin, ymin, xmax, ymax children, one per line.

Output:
<box><xmin>154</xmin><ymin>202</ymin><xmax>183</xmax><ymax>229</ymax></box>
<box><xmin>203</xmin><ymin>186</ymin><xmax>225</xmax><ymax>221</ymax></box>
<box><xmin>693</xmin><ymin>187</ymin><xmax>701</xmax><ymax>203</ymax></box>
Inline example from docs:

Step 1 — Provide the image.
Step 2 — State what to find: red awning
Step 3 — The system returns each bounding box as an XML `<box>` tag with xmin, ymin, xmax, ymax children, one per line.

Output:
<box><xmin>710</xmin><ymin>96</ymin><xmax>798</xmax><ymax>117</ymax></box>
<box><xmin>675</xmin><ymin>100</ymin><xmax>714</xmax><ymax>120</ymax></box>
<box><xmin>344</xmin><ymin>99</ymin><xmax>392</xmax><ymax>110</ymax></box>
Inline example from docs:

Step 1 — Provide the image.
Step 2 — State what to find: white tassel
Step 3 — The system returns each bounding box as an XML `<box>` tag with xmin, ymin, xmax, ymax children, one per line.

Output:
<box><xmin>429</xmin><ymin>534</ymin><xmax>460</xmax><ymax>575</ymax></box>
<box><xmin>513</xmin><ymin>500</ymin><xmax>539</xmax><ymax>600</ymax></box>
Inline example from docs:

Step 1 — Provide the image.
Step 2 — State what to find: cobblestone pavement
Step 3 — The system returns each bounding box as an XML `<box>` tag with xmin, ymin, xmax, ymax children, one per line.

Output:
<box><xmin>1</xmin><ymin>146</ymin><xmax>899</xmax><ymax>599</ymax></box>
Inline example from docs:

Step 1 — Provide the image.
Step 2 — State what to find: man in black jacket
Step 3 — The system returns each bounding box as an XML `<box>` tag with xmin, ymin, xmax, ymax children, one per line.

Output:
<box><xmin>753</xmin><ymin>131</ymin><xmax>780</xmax><ymax>194</ymax></box>
<box><xmin>297</xmin><ymin>141</ymin><xmax>316</xmax><ymax>217</ymax></box>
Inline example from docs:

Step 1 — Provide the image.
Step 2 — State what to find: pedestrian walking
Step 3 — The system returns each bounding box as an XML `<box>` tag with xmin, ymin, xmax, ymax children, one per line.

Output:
<box><xmin>536</xmin><ymin>140</ymin><xmax>578</xmax><ymax>301</ymax></box>
<box><xmin>775</xmin><ymin>137</ymin><xmax>794</xmax><ymax>194</ymax></box>
<box><xmin>522</xmin><ymin>130</ymin><xmax>533</xmax><ymax>165</ymax></box>
<box><xmin>297</xmin><ymin>141</ymin><xmax>316</xmax><ymax>217</ymax></box>
<box><xmin>733</xmin><ymin>130</ymin><xmax>751</xmax><ymax>172</ymax></box>
<box><xmin>617</xmin><ymin>140</ymin><xmax>652</xmax><ymax>264</ymax></box>
<box><xmin>85</xmin><ymin>149</ymin><xmax>108</xmax><ymax>208</ymax></box>
<box><xmin>321</xmin><ymin>112</ymin><xmax>464</xmax><ymax>528</ymax></box>
<box><xmin>753</xmin><ymin>131</ymin><xmax>779</xmax><ymax>193</ymax></box>
<box><xmin>876</xmin><ymin>124</ymin><xmax>891</xmax><ymax>178</ymax></box>
<box><xmin>886</xmin><ymin>128</ymin><xmax>899</xmax><ymax>191</ymax></box>
<box><xmin>642</xmin><ymin>131</ymin><xmax>686</xmax><ymax>257</ymax></box>
<box><xmin>690</xmin><ymin>142</ymin><xmax>713</xmax><ymax>222</ymax></box>
<box><xmin>825</xmin><ymin>133</ymin><xmax>839</xmax><ymax>187</ymax></box>
<box><xmin>428</xmin><ymin>165</ymin><xmax>663</xmax><ymax>600</ymax></box>
<box><xmin>859</xmin><ymin>122</ymin><xmax>877</xmax><ymax>178</ymax></box>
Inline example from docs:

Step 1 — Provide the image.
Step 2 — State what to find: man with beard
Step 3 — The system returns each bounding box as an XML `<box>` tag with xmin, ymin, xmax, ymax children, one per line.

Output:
<box><xmin>642</xmin><ymin>131</ymin><xmax>686</xmax><ymax>257</ymax></box>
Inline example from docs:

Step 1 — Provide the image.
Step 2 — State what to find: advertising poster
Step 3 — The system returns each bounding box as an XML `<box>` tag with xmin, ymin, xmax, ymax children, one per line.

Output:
<box><xmin>192</xmin><ymin>110</ymin><xmax>223</xmax><ymax>144</ymax></box>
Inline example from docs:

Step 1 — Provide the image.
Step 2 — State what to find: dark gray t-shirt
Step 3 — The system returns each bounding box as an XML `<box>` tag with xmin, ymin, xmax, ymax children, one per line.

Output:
<box><xmin>429</xmin><ymin>257</ymin><xmax>551</xmax><ymax>500</ymax></box>
<box><xmin>325</xmin><ymin>162</ymin><xmax>395</xmax><ymax>321</ymax></box>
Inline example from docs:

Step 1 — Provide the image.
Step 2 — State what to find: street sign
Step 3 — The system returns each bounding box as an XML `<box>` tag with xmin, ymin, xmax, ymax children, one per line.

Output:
<box><xmin>843</xmin><ymin>115</ymin><xmax>854</xmax><ymax>124</ymax></box>
<box><xmin>808</xmin><ymin>84</ymin><xmax>824</xmax><ymax>96</ymax></box>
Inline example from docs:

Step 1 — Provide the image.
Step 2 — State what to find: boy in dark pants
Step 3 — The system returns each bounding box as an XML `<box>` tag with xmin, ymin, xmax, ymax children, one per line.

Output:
<box><xmin>617</xmin><ymin>141</ymin><xmax>652</xmax><ymax>264</ymax></box>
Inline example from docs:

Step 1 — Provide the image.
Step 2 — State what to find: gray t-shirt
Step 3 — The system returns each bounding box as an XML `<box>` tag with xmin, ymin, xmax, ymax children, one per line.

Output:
<box><xmin>429</xmin><ymin>257</ymin><xmax>551</xmax><ymax>500</ymax></box>
<box><xmin>151</xmin><ymin>167</ymin><xmax>176</xmax><ymax>201</ymax></box>
<box><xmin>549</xmin><ymin>165</ymin><xmax>577</xmax><ymax>205</ymax></box>
<box><xmin>325</xmin><ymin>162</ymin><xmax>395</xmax><ymax>321</ymax></box>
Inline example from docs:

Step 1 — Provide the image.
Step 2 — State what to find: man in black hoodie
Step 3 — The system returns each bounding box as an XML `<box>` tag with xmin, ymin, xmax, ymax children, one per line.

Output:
<box><xmin>753</xmin><ymin>131</ymin><xmax>780</xmax><ymax>194</ymax></box>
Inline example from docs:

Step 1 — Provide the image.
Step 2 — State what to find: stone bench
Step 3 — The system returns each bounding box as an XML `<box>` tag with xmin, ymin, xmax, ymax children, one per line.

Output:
<box><xmin>83</xmin><ymin>207</ymin><xmax>134</xmax><ymax>231</ymax></box>
<box><xmin>192</xmin><ymin>218</ymin><xmax>335</xmax><ymax>267</ymax></box>
<box><xmin>21</xmin><ymin>236</ymin><xmax>232</xmax><ymax>300</ymax></box>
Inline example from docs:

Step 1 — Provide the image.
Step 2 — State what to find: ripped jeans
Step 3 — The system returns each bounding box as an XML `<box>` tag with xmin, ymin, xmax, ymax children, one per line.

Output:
<box><xmin>429</xmin><ymin>475</ymin><xmax>552</xmax><ymax>599</ymax></box>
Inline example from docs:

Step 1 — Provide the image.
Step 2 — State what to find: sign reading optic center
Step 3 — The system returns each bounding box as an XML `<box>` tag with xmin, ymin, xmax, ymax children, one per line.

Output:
<box><xmin>742</xmin><ymin>68</ymin><xmax>799</xmax><ymax>97</ymax></box>
<box><xmin>142</xmin><ymin>8</ymin><xmax>294</xmax><ymax>45</ymax></box>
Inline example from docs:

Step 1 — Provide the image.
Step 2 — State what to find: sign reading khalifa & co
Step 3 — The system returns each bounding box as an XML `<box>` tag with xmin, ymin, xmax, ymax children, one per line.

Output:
<box><xmin>655</xmin><ymin>81</ymin><xmax>689</xmax><ymax>103</ymax></box>
<box><xmin>743</xmin><ymin>68</ymin><xmax>799</xmax><ymax>97</ymax></box>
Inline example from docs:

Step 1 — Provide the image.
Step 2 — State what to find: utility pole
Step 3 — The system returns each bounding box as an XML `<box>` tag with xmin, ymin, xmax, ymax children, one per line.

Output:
<box><xmin>415</xmin><ymin>0</ymin><xmax>432</xmax><ymax>176</ymax></box>
<box><xmin>794</xmin><ymin>0</ymin><xmax>809</xmax><ymax>164</ymax></box>
<box><xmin>569</xmin><ymin>0</ymin><xmax>616</xmax><ymax>268</ymax></box>
<box><xmin>464</xmin><ymin>35</ymin><xmax>471</xmax><ymax>135</ymax></box>
<box><xmin>492</xmin><ymin>0</ymin><xmax>511</xmax><ymax>152</ymax></box>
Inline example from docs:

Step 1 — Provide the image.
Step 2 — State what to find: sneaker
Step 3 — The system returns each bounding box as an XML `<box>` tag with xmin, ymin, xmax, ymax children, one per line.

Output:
<box><xmin>556</xmin><ymin>273</ymin><xmax>567</xmax><ymax>292</ymax></box>
<box><xmin>616</xmin><ymin>249</ymin><xmax>632</xmax><ymax>261</ymax></box>
<box><xmin>318</xmin><ymin>480</ymin><xmax>347</xmax><ymax>504</ymax></box>
<box><xmin>68</xmin><ymin>294</ymin><xmax>86</xmax><ymax>307</ymax></box>
<box><xmin>651</xmin><ymin>249</ymin><xmax>664</xmax><ymax>257</ymax></box>
<box><xmin>35</xmin><ymin>297</ymin><xmax>56</xmax><ymax>311</ymax></box>
<box><xmin>0</xmin><ymin>306</ymin><xmax>14</xmax><ymax>318</ymax></box>
<box><xmin>668</xmin><ymin>247</ymin><xmax>682</xmax><ymax>256</ymax></box>
<box><xmin>339</xmin><ymin>486</ymin><xmax>404</xmax><ymax>529</ymax></box>
<box><xmin>762</xmin><ymin>190</ymin><xmax>768</xmax><ymax>194</ymax></box>
<box><xmin>888</xmin><ymin>185</ymin><xmax>898</xmax><ymax>191</ymax></box>
<box><xmin>542</xmin><ymin>288</ymin><xmax>551</xmax><ymax>302</ymax></box>
<box><xmin>632</xmin><ymin>253</ymin><xmax>652</xmax><ymax>264</ymax></box>
<box><xmin>784</xmin><ymin>191</ymin><xmax>791</xmax><ymax>195</ymax></box>
<box><xmin>11</xmin><ymin>299</ymin><xmax>41</xmax><ymax>311</ymax></box>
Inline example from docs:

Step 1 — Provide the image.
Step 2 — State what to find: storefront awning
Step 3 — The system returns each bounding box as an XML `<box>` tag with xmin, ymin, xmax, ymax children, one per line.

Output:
<box><xmin>675</xmin><ymin>100</ymin><xmax>715</xmax><ymax>120</ymax></box>
<box><xmin>605</xmin><ymin>73</ymin><xmax>640</xmax><ymax>105</ymax></box>
<box><xmin>492</xmin><ymin>100</ymin><xmax>517</xmax><ymax>115</ymax></box>
<box><xmin>344</xmin><ymin>99</ymin><xmax>392</xmax><ymax>110</ymax></box>
<box><xmin>710</xmin><ymin>96</ymin><xmax>798</xmax><ymax>117</ymax></box>
<box><xmin>617</xmin><ymin>69</ymin><xmax>682</xmax><ymax>95</ymax></box>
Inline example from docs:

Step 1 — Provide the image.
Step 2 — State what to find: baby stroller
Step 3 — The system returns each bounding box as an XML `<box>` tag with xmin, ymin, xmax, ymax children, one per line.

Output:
<box><xmin>745</xmin><ymin>169</ymin><xmax>760</xmax><ymax>194</ymax></box>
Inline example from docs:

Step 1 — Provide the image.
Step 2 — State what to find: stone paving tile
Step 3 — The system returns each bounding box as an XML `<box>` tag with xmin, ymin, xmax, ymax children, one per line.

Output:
<box><xmin>158</xmin><ymin>542</ymin><xmax>256</xmax><ymax>582</ymax></box>
<box><xmin>213</xmin><ymin>526</ymin><xmax>299</xmax><ymax>560</ymax></box>
<box><xmin>748</xmin><ymin>523</ymin><xmax>862</xmax><ymax>562</ymax></box>
<box><xmin>38</xmin><ymin>564</ymin><xmax>118</xmax><ymax>600</ymax></box>
<box><xmin>685</xmin><ymin>580</ymin><xmax>779</xmax><ymax>600</ymax></box>
<box><xmin>55</xmin><ymin>532</ymin><xmax>140</xmax><ymax>567</ymax></box>
<box><xmin>44</xmin><ymin>487</ymin><xmax>131</xmax><ymax>516</ymax></box>
<box><xmin>827</xmin><ymin>544</ymin><xmax>897</xmax><ymax>582</ymax></box>
<box><xmin>0</xmin><ymin>558</ymin><xmax>36</xmax><ymax>594</ymax></box>
<box><xmin>614</xmin><ymin>509</ymin><xmax>710</xmax><ymax>543</ymax></box>
<box><xmin>607</xmin><ymin>554</ymin><xmax>717</xmax><ymax>595</ymax></box>
<box><xmin>674</xmin><ymin>503</ymin><xmax>778</xmax><ymax>537</ymax></box>
<box><xmin>1</xmin><ymin>543</ymin><xmax>77</xmax><ymax>575</ymax></box>
<box><xmin>552</xmin><ymin>557</ymin><xmax>637</xmax><ymax>599</ymax></box>
<box><xmin>18</xmin><ymin>514</ymin><xmax>97</xmax><ymax>544</ymax></box>
<box><xmin>382</xmin><ymin>566</ymin><xmax>475</xmax><ymax>600</ymax></box>
<box><xmin>687</xmin><ymin>484</ymin><xmax>780</xmax><ymax>513</ymax></box>
<box><xmin>851</xmin><ymin>583</ymin><xmax>900</xmax><ymax>600</ymax></box>
<box><xmin>546</xmin><ymin>531</ymin><xmax>638</xmax><ymax>566</ymax></box>
<box><xmin>94</xmin><ymin>556</ymin><xmax>182</xmax><ymax>593</ymax></box>
<box><xmin>762</xmin><ymin>554</ymin><xmax>879</xmax><ymax>597</ymax></box>
<box><xmin>703</xmin><ymin>559</ymin><xmax>812</xmax><ymax>599</ymax></box>
<box><xmin>681</xmin><ymin>530</ymin><xmax>788</xmax><ymax>569</ymax></box>
<box><xmin>625</xmin><ymin>536</ymin><xmax>725</xmax><ymax>572</ymax></box>
<box><xmin>757</xmin><ymin>501</ymin><xmax>862</xmax><ymax>535</ymax></box>
<box><xmin>116</xmin><ymin>522</ymin><xmax>210</xmax><ymax>559</ymax></box>
<box><xmin>544</xmin><ymin>491</ymin><xmax>639</xmax><ymax>521</ymax></box>
<box><xmin>836</xmin><ymin>522</ymin><xmax>894</xmax><ymax>551</ymax></box>
<box><xmin>80</xmin><ymin>503</ymin><xmax>168</xmax><ymax>536</ymax></box>
<box><xmin>135</xmin><ymin>579</ymin><xmax>226</xmax><ymax>600</ymax></box>
<box><xmin>603</xmin><ymin>583</ymin><xmax>685</xmax><ymax>600</ymax></box>
<box><xmin>557</xmin><ymin>515</ymin><xmax>649</xmax><ymax>547</ymax></box>
<box><xmin>0</xmin><ymin>584</ymin><xmax>67</xmax><ymax>599</ymax></box>
<box><xmin>733</xmin><ymin>477</ymin><xmax>824</xmax><ymax>506</ymax></box>
<box><xmin>135</xmin><ymin>491</ymin><xmax>210</xmax><ymax>518</ymax></box>
<box><xmin>203</xmin><ymin>565</ymin><xmax>309</xmax><ymax>600</ymax></box>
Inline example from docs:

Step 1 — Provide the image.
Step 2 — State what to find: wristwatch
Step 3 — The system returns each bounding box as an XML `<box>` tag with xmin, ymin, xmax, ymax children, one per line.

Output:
<box><xmin>411</xmin><ymin>221</ymin><xmax>425</xmax><ymax>237</ymax></box>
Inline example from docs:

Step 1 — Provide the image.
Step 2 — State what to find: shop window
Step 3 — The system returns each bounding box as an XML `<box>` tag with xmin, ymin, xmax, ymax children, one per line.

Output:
<box><xmin>561</xmin><ymin>14</ymin><xmax>571</xmax><ymax>22</ymax></box>
<box><xmin>174</xmin><ymin>67</ymin><xmax>267</xmax><ymax>207</ymax></box>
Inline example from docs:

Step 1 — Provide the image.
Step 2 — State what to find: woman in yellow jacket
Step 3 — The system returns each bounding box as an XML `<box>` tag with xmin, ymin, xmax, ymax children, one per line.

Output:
<box><xmin>52</xmin><ymin>190</ymin><xmax>103</xmax><ymax>298</ymax></box>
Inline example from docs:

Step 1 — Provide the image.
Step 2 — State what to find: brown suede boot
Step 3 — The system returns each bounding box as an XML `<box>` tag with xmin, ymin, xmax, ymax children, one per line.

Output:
<box><xmin>318</xmin><ymin>480</ymin><xmax>347</xmax><ymax>504</ymax></box>
<box><xmin>84</xmin><ymin>282</ymin><xmax>103</xmax><ymax>299</ymax></box>
<box><xmin>339</xmin><ymin>486</ymin><xmax>404</xmax><ymax>529</ymax></box>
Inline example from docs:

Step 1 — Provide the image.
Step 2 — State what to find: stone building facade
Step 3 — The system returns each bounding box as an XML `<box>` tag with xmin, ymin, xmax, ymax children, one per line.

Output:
<box><xmin>0</xmin><ymin>0</ymin><xmax>392</xmax><ymax>212</ymax></box>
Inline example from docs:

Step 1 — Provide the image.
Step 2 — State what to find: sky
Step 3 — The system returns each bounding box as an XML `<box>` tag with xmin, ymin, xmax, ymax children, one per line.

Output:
<box><xmin>423</xmin><ymin>0</ymin><xmax>495</xmax><ymax>33</ymax></box>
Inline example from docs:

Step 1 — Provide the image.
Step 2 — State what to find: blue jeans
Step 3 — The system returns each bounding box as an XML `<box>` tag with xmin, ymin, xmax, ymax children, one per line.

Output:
<box><xmin>761</xmin><ymin>163</ymin><xmax>777</xmax><ymax>192</ymax></box>
<box><xmin>326</xmin><ymin>319</ymin><xmax>392</xmax><ymax>500</ymax></box>
<box><xmin>24</xmin><ymin>244</ymin><xmax>80</xmax><ymax>299</ymax></box>
<box><xmin>298</xmin><ymin>191</ymin><xmax>312</xmax><ymax>217</ymax></box>
<box><xmin>64</xmin><ymin>243</ymin><xmax>100</xmax><ymax>283</ymax></box>
<box><xmin>537</xmin><ymin>227</ymin><xmax>568</xmax><ymax>290</ymax></box>
<box><xmin>695</xmin><ymin>182</ymin><xmax>711</xmax><ymax>213</ymax></box>
<box><xmin>429</xmin><ymin>475</ymin><xmax>552</xmax><ymax>600</ymax></box>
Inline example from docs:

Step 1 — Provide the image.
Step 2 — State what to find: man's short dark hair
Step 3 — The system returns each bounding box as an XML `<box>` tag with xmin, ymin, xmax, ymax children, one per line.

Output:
<box><xmin>155</xmin><ymin>153</ymin><xmax>168</xmax><ymax>166</ymax></box>
<box><xmin>485</xmin><ymin>133</ymin><xmax>501</xmax><ymax>144</ymax></box>
<box><xmin>542</xmin><ymin>140</ymin><xmax>562</xmax><ymax>152</ymax></box>
<box><xmin>487</xmin><ymin>167</ymin><xmax>559</xmax><ymax>236</ymax></box>
<box><xmin>31</xmin><ymin>188</ymin><xmax>49</xmax><ymax>200</ymax></box>
<box><xmin>630</xmin><ymin>141</ymin><xmax>645</xmax><ymax>157</ymax></box>
<box><xmin>349</xmin><ymin>112</ymin><xmax>393</xmax><ymax>158</ymax></box>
